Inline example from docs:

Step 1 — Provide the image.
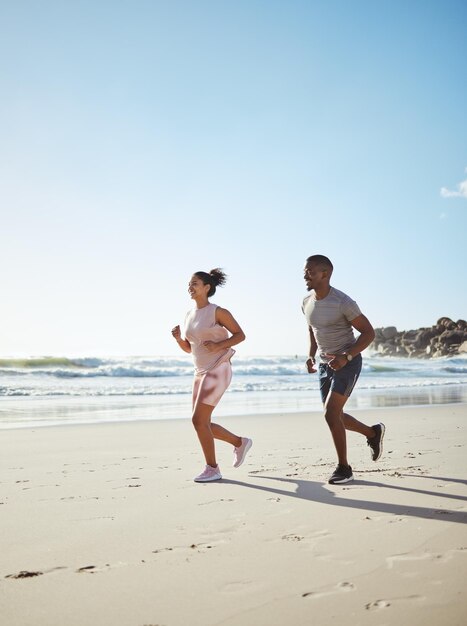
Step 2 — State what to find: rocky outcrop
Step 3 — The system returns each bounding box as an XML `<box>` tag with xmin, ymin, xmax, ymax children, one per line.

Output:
<box><xmin>370</xmin><ymin>317</ymin><xmax>467</xmax><ymax>358</ymax></box>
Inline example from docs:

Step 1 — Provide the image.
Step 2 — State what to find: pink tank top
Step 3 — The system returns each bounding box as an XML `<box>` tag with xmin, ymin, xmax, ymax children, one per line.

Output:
<box><xmin>184</xmin><ymin>303</ymin><xmax>235</xmax><ymax>374</ymax></box>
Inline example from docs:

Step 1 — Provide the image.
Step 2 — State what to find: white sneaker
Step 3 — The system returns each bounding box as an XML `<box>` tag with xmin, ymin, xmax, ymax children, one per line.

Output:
<box><xmin>233</xmin><ymin>438</ymin><xmax>253</xmax><ymax>468</ymax></box>
<box><xmin>194</xmin><ymin>465</ymin><xmax>222</xmax><ymax>482</ymax></box>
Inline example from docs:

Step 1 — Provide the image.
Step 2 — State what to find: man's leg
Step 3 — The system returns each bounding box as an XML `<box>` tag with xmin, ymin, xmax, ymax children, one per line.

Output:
<box><xmin>342</xmin><ymin>412</ymin><xmax>375</xmax><ymax>439</ymax></box>
<box><xmin>324</xmin><ymin>391</ymin><xmax>350</xmax><ymax>466</ymax></box>
<box><xmin>343</xmin><ymin>413</ymin><xmax>385</xmax><ymax>462</ymax></box>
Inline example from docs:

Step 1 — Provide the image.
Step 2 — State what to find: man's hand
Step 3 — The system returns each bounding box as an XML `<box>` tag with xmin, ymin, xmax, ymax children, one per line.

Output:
<box><xmin>326</xmin><ymin>354</ymin><xmax>347</xmax><ymax>371</ymax></box>
<box><xmin>306</xmin><ymin>357</ymin><xmax>317</xmax><ymax>374</ymax></box>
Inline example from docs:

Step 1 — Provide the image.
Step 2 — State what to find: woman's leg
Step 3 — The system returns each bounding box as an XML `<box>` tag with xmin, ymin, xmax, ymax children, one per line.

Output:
<box><xmin>191</xmin><ymin>362</ymin><xmax>241</xmax><ymax>464</ymax></box>
<box><xmin>191</xmin><ymin>403</ymin><xmax>242</xmax><ymax>463</ymax></box>
<box><xmin>192</xmin><ymin>402</ymin><xmax>217</xmax><ymax>467</ymax></box>
<box><xmin>211</xmin><ymin>422</ymin><xmax>242</xmax><ymax>447</ymax></box>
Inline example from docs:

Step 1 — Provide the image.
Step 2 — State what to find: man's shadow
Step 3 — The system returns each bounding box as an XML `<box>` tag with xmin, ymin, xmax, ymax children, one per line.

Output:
<box><xmin>221</xmin><ymin>473</ymin><xmax>467</xmax><ymax>524</ymax></box>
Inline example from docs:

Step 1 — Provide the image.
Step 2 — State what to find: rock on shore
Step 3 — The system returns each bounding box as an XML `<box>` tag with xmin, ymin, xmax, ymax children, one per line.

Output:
<box><xmin>370</xmin><ymin>317</ymin><xmax>467</xmax><ymax>358</ymax></box>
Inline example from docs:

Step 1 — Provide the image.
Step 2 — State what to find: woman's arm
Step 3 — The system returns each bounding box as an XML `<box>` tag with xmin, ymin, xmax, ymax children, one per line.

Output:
<box><xmin>171</xmin><ymin>325</ymin><xmax>192</xmax><ymax>353</ymax></box>
<box><xmin>203</xmin><ymin>307</ymin><xmax>246</xmax><ymax>352</ymax></box>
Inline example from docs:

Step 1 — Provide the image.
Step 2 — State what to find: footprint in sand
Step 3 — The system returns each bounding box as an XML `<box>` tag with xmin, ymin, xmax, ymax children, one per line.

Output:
<box><xmin>76</xmin><ymin>564</ymin><xmax>115</xmax><ymax>573</ymax></box>
<box><xmin>365</xmin><ymin>599</ymin><xmax>391</xmax><ymax>610</ymax></box>
<box><xmin>5</xmin><ymin>566</ymin><xmax>67</xmax><ymax>579</ymax></box>
<box><xmin>76</xmin><ymin>565</ymin><xmax>98</xmax><ymax>573</ymax></box>
<box><xmin>387</xmin><ymin>552</ymin><xmax>445</xmax><ymax>569</ymax></box>
<box><xmin>365</xmin><ymin>595</ymin><xmax>424</xmax><ymax>610</ymax></box>
<box><xmin>282</xmin><ymin>534</ymin><xmax>304</xmax><ymax>542</ymax></box>
<box><xmin>221</xmin><ymin>580</ymin><xmax>263</xmax><ymax>594</ymax></box>
<box><xmin>5</xmin><ymin>571</ymin><xmax>43</xmax><ymax>579</ymax></box>
<box><xmin>302</xmin><ymin>581</ymin><xmax>355</xmax><ymax>598</ymax></box>
<box><xmin>280</xmin><ymin>529</ymin><xmax>330</xmax><ymax>549</ymax></box>
<box><xmin>152</xmin><ymin>541</ymin><xmax>221</xmax><ymax>556</ymax></box>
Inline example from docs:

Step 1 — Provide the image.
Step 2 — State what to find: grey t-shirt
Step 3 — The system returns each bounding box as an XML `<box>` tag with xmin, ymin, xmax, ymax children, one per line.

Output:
<box><xmin>302</xmin><ymin>287</ymin><xmax>362</xmax><ymax>360</ymax></box>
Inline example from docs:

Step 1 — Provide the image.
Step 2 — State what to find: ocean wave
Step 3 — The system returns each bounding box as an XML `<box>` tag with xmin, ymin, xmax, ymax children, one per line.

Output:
<box><xmin>1</xmin><ymin>354</ymin><xmax>467</xmax><ymax>383</ymax></box>
<box><xmin>365</xmin><ymin>364</ymin><xmax>406</xmax><ymax>373</ymax></box>
<box><xmin>0</xmin><ymin>365</ymin><xmax>193</xmax><ymax>379</ymax></box>
<box><xmin>442</xmin><ymin>366</ymin><xmax>467</xmax><ymax>374</ymax></box>
<box><xmin>0</xmin><ymin>387</ymin><xmax>193</xmax><ymax>397</ymax></box>
<box><xmin>0</xmin><ymin>364</ymin><xmax>304</xmax><ymax>379</ymax></box>
<box><xmin>2</xmin><ymin>378</ymin><xmax>466</xmax><ymax>397</ymax></box>
<box><xmin>0</xmin><ymin>357</ymin><xmax>83</xmax><ymax>369</ymax></box>
<box><xmin>0</xmin><ymin>355</ymin><xmax>305</xmax><ymax>377</ymax></box>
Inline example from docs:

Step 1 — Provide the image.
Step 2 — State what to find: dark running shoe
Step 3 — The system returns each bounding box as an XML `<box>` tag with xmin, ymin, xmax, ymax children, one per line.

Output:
<box><xmin>367</xmin><ymin>423</ymin><xmax>385</xmax><ymax>461</ymax></box>
<box><xmin>328</xmin><ymin>464</ymin><xmax>354</xmax><ymax>484</ymax></box>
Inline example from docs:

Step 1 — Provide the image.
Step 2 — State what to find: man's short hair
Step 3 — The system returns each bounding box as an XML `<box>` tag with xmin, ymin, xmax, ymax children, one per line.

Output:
<box><xmin>306</xmin><ymin>255</ymin><xmax>333</xmax><ymax>272</ymax></box>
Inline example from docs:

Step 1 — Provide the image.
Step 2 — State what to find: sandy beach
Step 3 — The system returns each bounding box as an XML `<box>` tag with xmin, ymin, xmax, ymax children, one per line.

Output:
<box><xmin>1</xmin><ymin>404</ymin><xmax>466</xmax><ymax>626</ymax></box>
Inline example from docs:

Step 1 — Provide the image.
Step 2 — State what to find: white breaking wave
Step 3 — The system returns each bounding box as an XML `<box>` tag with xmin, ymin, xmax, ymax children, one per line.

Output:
<box><xmin>1</xmin><ymin>354</ymin><xmax>467</xmax><ymax>429</ymax></box>
<box><xmin>0</xmin><ymin>354</ymin><xmax>466</xmax><ymax>398</ymax></box>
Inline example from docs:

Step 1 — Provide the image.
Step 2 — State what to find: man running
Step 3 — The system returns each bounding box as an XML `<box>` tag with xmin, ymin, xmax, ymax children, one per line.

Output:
<box><xmin>302</xmin><ymin>254</ymin><xmax>385</xmax><ymax>484</ymax></box>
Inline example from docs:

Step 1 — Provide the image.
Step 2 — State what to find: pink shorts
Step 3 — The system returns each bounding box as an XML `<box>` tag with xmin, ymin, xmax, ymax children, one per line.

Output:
<box><xmin>192</xmin><ymin>361</ymin><xmax>232</xmax><ymax>409</ymax></box>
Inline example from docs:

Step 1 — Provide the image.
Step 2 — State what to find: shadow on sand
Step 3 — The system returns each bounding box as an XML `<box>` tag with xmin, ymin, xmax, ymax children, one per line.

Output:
<box><xmin>220</xmin><ymin>473</ymin><xmax>467</xmax><ymax>524</ymax></box>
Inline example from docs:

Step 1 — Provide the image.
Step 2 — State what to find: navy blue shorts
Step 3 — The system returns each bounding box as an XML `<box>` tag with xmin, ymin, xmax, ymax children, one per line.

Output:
<box><xmin>318</xmin><ymin>354</ymin><xmax>362</xmax><ymax>403</ymax></box>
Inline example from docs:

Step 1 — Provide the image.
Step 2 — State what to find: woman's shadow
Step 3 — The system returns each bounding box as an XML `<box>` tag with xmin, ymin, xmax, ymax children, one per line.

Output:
<box><xmin>221</xmin><ymin>473</ymin><xmax>467</xmax><ymax>524</ymax></box>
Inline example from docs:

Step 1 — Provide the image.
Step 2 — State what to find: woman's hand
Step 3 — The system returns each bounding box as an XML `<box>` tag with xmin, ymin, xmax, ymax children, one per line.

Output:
<box><xmin>172</xmin><ymin>325</ymin><xmax>191</xmax><ymax>353</ymax></box>
<box><xmin>203</xmin><ymin>340</ymin><xmax>222</xmax><ymax>353</ymax></box>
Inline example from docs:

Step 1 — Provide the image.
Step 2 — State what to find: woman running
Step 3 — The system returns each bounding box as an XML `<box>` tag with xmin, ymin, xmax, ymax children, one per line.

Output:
<box><xmin>172</xmin><ymin>268</ymin><xmax>252</xmax><ymax>482</ymax></box>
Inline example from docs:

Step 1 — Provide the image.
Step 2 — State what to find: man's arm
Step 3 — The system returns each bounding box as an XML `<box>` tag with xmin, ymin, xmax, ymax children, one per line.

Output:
<box><xmin>306</xmin><ymin>326</ymin><xmax>318</xmax><ymax>373</ymax></box>
<box><xmin>326</xmin><ymin>314</ymin><xmax>375</xmax><ymax>370</ymax></box>
<box><xmin>346</xmin><ymin>314</ymin><xmax>375</xmax><ymax>357</ymax></box>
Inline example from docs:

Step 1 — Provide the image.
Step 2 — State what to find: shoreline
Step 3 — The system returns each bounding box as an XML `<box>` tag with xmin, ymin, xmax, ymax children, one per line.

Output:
<box><xmin>1</xmin><ymin>400</ymin><xmax>467</xmax><ymax>432</ymax></box>
<box><xmin>1</xmin><ymin>383</ymin><xmax>467</xmax><ymax>430</ymax></box>
<box><xmin>2</xmin><ymin>404</ymin><xmax>467</xmax><ymax>625</ymax></box>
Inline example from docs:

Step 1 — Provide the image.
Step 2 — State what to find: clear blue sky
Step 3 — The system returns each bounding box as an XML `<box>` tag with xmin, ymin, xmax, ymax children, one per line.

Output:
<box><xmin>1</xmin><ymin>0</ymin><xmax>466</xmax><ymax>356</ymax></box>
